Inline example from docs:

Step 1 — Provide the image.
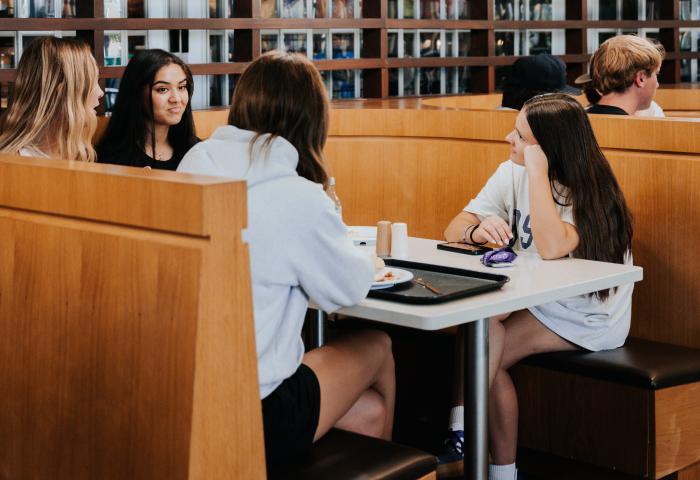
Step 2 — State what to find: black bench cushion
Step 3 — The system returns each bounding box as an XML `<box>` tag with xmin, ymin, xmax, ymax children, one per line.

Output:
<box><xmin>520</xmin><ymin>337</ymin><xmax>700</xmax><ymax>389</ymax></box>
<box><xmin>269</xmin><ymin>428</ymin><xmax>437</xmax><ymax>480</ymax></box>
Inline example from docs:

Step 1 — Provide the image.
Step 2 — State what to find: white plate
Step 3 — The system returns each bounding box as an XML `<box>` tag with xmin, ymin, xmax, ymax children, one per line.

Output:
<box><xmin>371</xmin><ymin>267</ymin><xmax>414</xmax><ymax>290</ymax></box>
<box><xmin>348</xmin><ymin>226</ymin><xmax>377</xmax><ymax>246</ymax></box>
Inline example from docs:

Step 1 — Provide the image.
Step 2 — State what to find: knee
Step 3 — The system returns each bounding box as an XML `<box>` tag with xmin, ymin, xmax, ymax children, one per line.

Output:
<box><xmin>361</xmin><ymin>329</ymin><xmax>393</xmax><ymax>360</ymax></box>
<box><xmin>490</xmin><ymin>312</ymin><xmax>510</xmax><ymax>323</ymax></box>
<box><xmin>375</xmin><ymin>329</ymin><xmax>393</xmax><ymax>352</ymax></box>
<box><xmin>489</xmin><ymin>318</ymin><xmax>506</xmax><ymax>345</ymax></box>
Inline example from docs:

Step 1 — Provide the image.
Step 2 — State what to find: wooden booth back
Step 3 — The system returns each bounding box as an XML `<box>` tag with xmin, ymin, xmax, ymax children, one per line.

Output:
<box><xmin>420</xmin><ymin>88</ymin><xmax>700</xmax><ymax>118</ymax></box>
<box><xmin>0</xmin><ymin>156</ymin><xmax>264</xmax><ymax>479</ymax></box>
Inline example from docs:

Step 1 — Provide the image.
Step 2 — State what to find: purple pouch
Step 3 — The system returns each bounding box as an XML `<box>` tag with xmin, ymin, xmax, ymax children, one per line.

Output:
<box><xmin>481</xmin><ymin>246</ymin><xmax>517</xmax><ymax>267</ymax></box>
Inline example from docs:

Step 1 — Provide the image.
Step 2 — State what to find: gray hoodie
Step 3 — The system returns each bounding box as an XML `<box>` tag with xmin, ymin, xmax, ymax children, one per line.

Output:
<box><xmin>178</xmin><ymin>125</ymin><xmax>373</xmax><ymax>398</ymax></box>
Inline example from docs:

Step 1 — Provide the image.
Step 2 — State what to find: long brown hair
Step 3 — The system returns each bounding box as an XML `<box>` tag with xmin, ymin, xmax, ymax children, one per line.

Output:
<box><xmin>0</xmin><ymin>36</ymin><xmax>98</xmax><ymax>162</ymax></box>
<box><xmin>228</xmin><ymin>51</ymin><xmax>329</xmax><ymax>186</ymax></box>
<box><xmin>523</xmin><ymin>93</ymin><xmax>633</xmax><ymax>300</ymax></box>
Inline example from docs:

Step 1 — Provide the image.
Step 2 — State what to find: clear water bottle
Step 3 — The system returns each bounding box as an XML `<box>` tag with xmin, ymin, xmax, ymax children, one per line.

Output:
<box><xmin>328</xmin><ymin>177</ymin><xmax>342</xmax><ymax>218</ymax></box>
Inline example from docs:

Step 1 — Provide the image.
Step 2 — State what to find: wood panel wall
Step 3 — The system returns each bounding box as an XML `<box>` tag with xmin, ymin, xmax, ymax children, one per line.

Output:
<box><xmin>0</xmin><ymin>156</ymin><xmax>265</xmax><ymax>479</ymax></box>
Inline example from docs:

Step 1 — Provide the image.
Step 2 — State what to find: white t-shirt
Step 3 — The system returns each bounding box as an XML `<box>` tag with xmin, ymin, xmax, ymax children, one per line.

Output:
<box><xmin>464</xmin><ymin>160</ymin><xmax>633</xmax><ymax>351</ymax></box>
<box><xmin>635</xmin><ymin>100</ymin><xmax>665</xmax><ymax>118</ymax></box>
<box><xmin>19</xmin><ymin>146</ymin><xmax>48</xmax><ymax>158</ymax></box>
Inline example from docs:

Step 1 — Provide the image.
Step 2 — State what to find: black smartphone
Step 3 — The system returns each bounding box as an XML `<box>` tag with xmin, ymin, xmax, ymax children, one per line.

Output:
<box><xmin>437</xmin><ymin>242</ymin><xmax>492</xmax><ymax>255</ymax></box>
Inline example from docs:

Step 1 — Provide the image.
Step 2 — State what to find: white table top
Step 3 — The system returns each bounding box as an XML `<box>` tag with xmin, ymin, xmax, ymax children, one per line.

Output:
<box><xmin>335</xmin><ymin>237</ymin><xmax>643</xmax><ymax>331</ymax></box>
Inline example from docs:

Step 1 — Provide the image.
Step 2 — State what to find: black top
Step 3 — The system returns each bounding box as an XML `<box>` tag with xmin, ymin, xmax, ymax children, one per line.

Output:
<box><xmin>97</xmin><ymin>142</ymin><xmax>197</xmax><ymax>171</ymax></box>
<box><xmin>586</xmin><ymin>104</ymin><xmax>629</xmax><ymax>115</ymax></box>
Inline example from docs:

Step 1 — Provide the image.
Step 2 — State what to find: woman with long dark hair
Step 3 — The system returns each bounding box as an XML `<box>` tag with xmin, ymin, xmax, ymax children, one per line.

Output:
<box><xmin>440</xmin><ymin>93</ymin><xmax>634</xmax><ymax>480</ymax></box>
<box><xmin>177</xmin><ymin>51</ymin><xmax>395</xmax><ymax>470</ymax></box>
<box><xmin>96</xmin><ymin>49</ymin><xmax>198</xmax><ymax>170</ymax></box>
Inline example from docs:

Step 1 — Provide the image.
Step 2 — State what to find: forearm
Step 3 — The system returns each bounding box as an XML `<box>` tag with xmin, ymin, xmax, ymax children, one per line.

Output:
<box><xmin>528</xmin><ymin>171</ymin><xmax>578</xmax><ymax>259</ymax></box>
<box><xmin>444</xmin><ymin>211</ymin><xmax>481</xmax><ymax>242</ymax></box>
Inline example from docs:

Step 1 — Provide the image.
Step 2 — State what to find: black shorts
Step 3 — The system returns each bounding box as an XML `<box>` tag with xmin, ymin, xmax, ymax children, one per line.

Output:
<box><xmin>262</xmin><ymin>363</ymin><xmax>321</xmax><ymax>468</ymax></box>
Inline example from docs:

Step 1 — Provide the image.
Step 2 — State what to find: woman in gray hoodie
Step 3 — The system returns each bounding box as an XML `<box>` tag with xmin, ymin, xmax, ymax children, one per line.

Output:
<box><xmin>178</xmin><ymin>51</ymin><xmax>395</xmax><ymax>470</ymax></box>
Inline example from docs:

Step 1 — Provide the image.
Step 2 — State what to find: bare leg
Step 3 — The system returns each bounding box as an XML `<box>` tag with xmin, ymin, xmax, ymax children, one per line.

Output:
<box><xmin>488</xmin><ymin>369</ymin><xmax>518</xmax><ymax>464</ymax></box>
<box><xmin>335</xmin><ymin>389</ymin><xmax>386</xmax><ymax>438</ymax></box>
<box><xmin>489</xmin><ymin>309</ymin><xmax>579</xmax><ymax>464</ymax></box>
<box><xmin>304</xmin><ymin>329</ymin><xmax>395</xmax><ymax>441</ymax></box>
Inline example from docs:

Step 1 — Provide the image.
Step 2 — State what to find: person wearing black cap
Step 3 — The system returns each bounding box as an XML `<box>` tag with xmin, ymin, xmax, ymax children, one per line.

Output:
<box><xmin>500</xmin><ymin>54</ymin><xmax>579</xmax><ymax>111</ymax></box>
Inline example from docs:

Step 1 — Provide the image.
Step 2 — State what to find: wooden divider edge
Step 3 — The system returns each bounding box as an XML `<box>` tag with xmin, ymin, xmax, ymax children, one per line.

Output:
<box><xmin>420</xmin><ymin>89</ymin><xmax>700</xmax><ymax>114</ymax></box>
<box><xmin>188</xmin><ymin>181</ymin><xmax>266</xmax><ymax>479</ymax></box>
<box><xmin>0</xmin><ymin>155</ymin><xmax>236</xmax><ymax>237</ymax></box>
<box><xmin>656</xmin><ymin>383</ymin><xmax>700</xmax><ymax>478</ymax></box>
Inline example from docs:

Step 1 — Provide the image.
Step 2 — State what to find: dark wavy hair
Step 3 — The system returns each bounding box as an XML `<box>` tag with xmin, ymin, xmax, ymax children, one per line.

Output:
<box><xmin>523</xmin><ymin>93</ymin><xmax>633</xmax><ymax>300</ymax></box>
<box><xmin>228</xmin><ymin>51</ymin><xmax>329</xmax><ymax>187</ymax></box>
<box><xmin>581</xmin><ymin>81</ymin><xmax>602</xmax><ymax>106</ymax></box>
<box><xmin>96</xmin><ymin>49</ymin><xmax>197</xmax><ymax>166</ymax></box>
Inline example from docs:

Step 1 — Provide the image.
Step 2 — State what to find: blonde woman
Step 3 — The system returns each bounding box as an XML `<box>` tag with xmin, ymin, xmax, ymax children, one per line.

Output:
<box><xmin>0</xmin><ymin>36</ymin><xmax>103</xmax><ymax>161</ymax></box>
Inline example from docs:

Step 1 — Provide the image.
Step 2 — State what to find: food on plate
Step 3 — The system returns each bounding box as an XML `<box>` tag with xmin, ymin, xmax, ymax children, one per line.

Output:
<box><xmin>373</xmin><ymin>255</ymin><xmax>385</xmax><ymax>272</ymax></box>
<box><xmin>368</xmin><ymin>254</ymin><xmax>387</xmax><ymax>281</ymax></box>
<box><xmin>374</xmin><ymin>268</ymin><xmax>395</xmax><ymax>283</ymax></box>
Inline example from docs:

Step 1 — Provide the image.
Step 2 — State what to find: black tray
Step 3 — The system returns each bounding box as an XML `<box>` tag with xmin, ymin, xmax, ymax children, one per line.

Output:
<box><xmin>368</xmin><ymin>259</ymin><xmax>510</xmax><ymax>305</ymax></box>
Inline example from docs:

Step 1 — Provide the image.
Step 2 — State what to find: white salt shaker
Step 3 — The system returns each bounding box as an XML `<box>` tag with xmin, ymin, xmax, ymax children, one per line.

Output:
<box><xmin>390</xmin><ymin>222</ymin><xmax>409</xmax><ymax>260</ymax></box>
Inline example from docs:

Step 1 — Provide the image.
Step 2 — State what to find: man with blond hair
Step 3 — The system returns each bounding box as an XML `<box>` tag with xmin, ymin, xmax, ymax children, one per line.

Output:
<box><xmin>586</xmin><ymin>34</ymin><xmax>665</xmax><ymax>115</ymax></box>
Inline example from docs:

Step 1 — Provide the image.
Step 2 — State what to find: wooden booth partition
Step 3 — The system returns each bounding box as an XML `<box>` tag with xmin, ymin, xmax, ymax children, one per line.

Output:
<box><xmin>420</xmin><ymin>89</ymin><xmax>700</xmax><ymax>118</ymax></box>
<box><xmin>0</xmin><ymin>156</ymin><xmax>265</xmax><ymax>479</ymax></box>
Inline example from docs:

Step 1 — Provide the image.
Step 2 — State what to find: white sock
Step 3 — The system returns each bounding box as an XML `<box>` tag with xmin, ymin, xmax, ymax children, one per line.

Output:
<box><xmin>489</xmin><ymin>463</ymin><xmax>517</xmax><ymax>480</ymax></box>
<box><xmin>448</xmin><ymin>406</ymin><xmax>464</xmax><ymax>431</ymax></box>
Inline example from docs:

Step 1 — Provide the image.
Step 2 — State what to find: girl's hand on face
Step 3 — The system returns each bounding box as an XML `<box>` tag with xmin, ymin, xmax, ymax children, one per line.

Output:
<box><xmin>524</xmin><ymin>144</ymin><xmax>548</xmax><ymax>176</ymax></box>
<box><xmin>476</xmin><ymin>216</ymin><xmax>513</xmax><ymax>246</ymax></box>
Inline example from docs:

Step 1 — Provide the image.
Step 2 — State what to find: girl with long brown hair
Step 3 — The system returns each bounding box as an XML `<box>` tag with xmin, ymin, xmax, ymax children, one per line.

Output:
<box><xmin>441</xmin><ymin>93</ymin><xmax>634</xmax><ymax>479</ymax></box>
<box><xmin>178</xmin><ymin>51</ymin><xmax>395</xmax><ymax>470</ymax></box>
<box><xmin>0</xmin><ymin>36</ymin><xmax>103</xmax><ymax>161</ymax></box>
<box><xmin>96</xmin><ymin>49</ymin><xmax>198</xmax><ymax>170</ymax></box>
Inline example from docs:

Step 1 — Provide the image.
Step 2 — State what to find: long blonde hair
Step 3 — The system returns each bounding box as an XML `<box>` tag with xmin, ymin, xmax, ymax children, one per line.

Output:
<box><xmin>0</xmin><ymin>37</ymin><xmax>98</xmax><ymax>162</ymax></box>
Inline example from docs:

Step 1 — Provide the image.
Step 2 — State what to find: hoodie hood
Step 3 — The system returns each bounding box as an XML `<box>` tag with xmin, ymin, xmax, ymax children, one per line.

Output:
<box><xmin>202</xmin><ymin>125</ymin><xmax>300</xmax><ymax>188</ymax></box>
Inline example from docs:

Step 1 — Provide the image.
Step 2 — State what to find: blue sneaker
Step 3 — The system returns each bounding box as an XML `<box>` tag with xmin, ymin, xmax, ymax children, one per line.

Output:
<box><xmin>436</xmin><ymin>429</ymin><xmax>464</xmax><ymax>478</ymax></box>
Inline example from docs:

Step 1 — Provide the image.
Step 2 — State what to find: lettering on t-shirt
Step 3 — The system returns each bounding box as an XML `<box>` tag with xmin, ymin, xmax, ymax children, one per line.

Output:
<box><xmin>513</xmin><ymin>208</ymin><xmax>533</xmax><ymax>250</ymax></box>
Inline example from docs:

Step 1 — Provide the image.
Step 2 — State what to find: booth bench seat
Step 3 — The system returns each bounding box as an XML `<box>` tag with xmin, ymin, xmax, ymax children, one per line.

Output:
<box><xmin>511</xmin><ymin>338</ymin><xmax>700</xmax><ymax>479</ymax></box>
<box><xmin>271</xmin><ymin>428</ymin><xmax>437</xmax><ymax>480</ymax></box>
